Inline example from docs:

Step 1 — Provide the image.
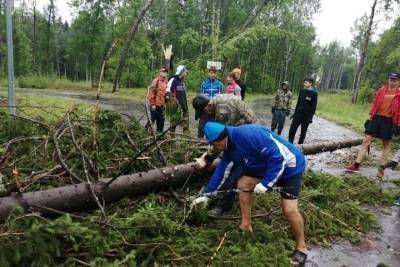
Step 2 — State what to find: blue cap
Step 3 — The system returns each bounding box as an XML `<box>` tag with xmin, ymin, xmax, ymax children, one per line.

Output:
<box><xmin>204</xmin><ymin>122</ymin><xmax>226</xmax><ymax>143</ymax></box>
<box><xmin>175</xmin><ymin>65</ymin><xmax>187</xmax><ymax>76</ymax></box>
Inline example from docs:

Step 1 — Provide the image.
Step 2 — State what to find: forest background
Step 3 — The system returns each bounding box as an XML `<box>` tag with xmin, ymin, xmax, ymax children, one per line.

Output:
<box><xmin>0</xmin><ymin>0</ymin><xmax>399</xmax><ymax>102</ymax></box>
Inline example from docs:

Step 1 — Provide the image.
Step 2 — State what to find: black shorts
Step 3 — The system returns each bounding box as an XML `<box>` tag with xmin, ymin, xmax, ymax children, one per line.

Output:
<box><xmin>243</xmin><ymin>172</ymin><xmax>301</xmax><ymax>199</ymax></box>
<box><xmin>276</xmin><ymin>175</ymin><xmax>301</xmax><ymax>199</ymax></box>
<box><xmin>365</xmin><ymin>115</ymin><xmax>394</xmax><ymax>141</ymax></box>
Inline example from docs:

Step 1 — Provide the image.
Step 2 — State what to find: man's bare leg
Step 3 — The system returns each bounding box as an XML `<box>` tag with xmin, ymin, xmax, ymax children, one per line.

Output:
<box><xmin>281</xmin><ymin>199</ymin><xmax>307</xmax><ymax>255</ymax></box>
<box><xmin>237</xmin><ymin>176</ymin><xmax>259</xmax><ymax>231</ymax></box>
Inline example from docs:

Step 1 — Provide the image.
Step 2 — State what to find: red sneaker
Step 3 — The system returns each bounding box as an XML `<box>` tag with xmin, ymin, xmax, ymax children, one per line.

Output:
<box><xmin>344</xmin><ymin>162</ymin><xmax>359</xmax><ymax>173</ymax></box>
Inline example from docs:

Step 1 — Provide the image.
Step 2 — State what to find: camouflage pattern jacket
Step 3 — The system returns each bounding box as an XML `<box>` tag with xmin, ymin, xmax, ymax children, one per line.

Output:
<box><xmin>212</xmin><ymin>94</ymin><xmax>258</xmax><ymax>125</ymax></box>
<box><xmin>272</xmin><ymin>88</ymin><xmax>292</xmax><ymax>110</ymax></box>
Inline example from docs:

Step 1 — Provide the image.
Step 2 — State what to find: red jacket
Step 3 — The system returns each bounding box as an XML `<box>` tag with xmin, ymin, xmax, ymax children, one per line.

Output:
<box><xmin>147</xmin><ymin>76</ymin><xmax>167</xmax><ymax>107</ymax></box>
<box><xmin>369</xmin><ymin>84</ymin><xmax>400</xmax><ymax>126</ymax></box>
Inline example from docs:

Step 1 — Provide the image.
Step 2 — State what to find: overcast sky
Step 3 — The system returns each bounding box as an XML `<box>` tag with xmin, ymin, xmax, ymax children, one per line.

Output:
<box><xmin>30</xmin><ymin>0</ymin><xmax>399</xmax><ymax>47</ymax></box>
<box><xmin>313</xmin><ymin>0</ymin><xmax>399</xmax><ymax>46</ymax></box>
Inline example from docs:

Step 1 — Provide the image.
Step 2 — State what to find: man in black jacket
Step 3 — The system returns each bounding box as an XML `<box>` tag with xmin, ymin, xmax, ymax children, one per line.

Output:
<box><xmin>288</xmin><ymin>78</ymin><xmax>318</xmax><ymax>144</ymax></box>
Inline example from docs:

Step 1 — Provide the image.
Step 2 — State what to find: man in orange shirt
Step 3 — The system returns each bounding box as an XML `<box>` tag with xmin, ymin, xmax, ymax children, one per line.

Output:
<box><xmin>147</xmin><ymin>68</ymin><xmax>168</xmax><ymax>133</ymax></box>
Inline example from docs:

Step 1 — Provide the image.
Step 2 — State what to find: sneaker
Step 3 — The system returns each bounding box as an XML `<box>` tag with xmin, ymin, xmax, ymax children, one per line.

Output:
<box><xmin>208</xmin><ymin>207</ymin><xmax>224</xmax><ymax>218</ymax></box>
<box><xmin>344</xmin><ymin>162</ymin><xmax>360</xmax><ymax>173</ymax></box>
<box><xmin>395</xmin><ymin>197</ymin><xmax>400</xmax><ymax>206</ymax></box>
<box><xmin>385</xmin><ymin>160</ymin><xmax>398</xmax><ymax>170</ymax></box>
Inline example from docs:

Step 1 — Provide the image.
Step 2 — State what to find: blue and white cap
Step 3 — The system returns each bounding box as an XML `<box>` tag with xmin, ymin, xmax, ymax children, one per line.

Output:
<box><xmin>175</xmin><ymin>65</ymin><xmax>187</xmax><ymax>76</ymax></box>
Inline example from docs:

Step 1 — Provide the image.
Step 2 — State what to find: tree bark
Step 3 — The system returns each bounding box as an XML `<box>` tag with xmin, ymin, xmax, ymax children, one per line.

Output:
<box><xmin>0</xmin><ymin>138</ymin><xmax>363</xmax><ymax>221</ymax></box>
<box><xmin>299</xmin><ymin>138</ymin><xmax>363</xmax><ymax>155</ymax></box>
<box><xmin>112</xmin><ymin>0</ymin><xmax>154</xmax><ymax>92</ymax></box>
<box><xmin>352</xmin><ymin>0</ymin><xmax>377</xmax><ymax>104</ymax></box>
<box><xmin>0</xmin><ymin>163</ymin><xmax>194</xmax><ymax>222</ymax></box>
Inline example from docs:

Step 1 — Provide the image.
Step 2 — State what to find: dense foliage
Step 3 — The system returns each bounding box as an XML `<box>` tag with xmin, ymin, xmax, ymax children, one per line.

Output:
<box><xmin>0</xmin><ymin>170</ymin><xmax>394</xmax><ymax>266</ymax></box>
<box><xmin>0</xmin><ymin>0</ymin><xmax>321</xmax><ymax>93</ymax></box>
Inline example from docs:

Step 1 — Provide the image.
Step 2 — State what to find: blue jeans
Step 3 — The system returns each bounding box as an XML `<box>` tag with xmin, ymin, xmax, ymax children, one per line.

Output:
<box><xmin>271</xmin><ymin>109</ymin><xmax>287</xmax><ymax>135</ymax></box>
<box><xmin>216</xmin><ymin>163</ymin><xmax>243</xmax><ymax>212</ymax></box>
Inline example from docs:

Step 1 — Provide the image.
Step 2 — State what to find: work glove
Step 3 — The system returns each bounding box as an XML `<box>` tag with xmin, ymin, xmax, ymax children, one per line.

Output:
<box><xmin>286</xmin><ymin>109</ymin><xmax>290</xmax><ymax>117</ymax></box>
<box><xmin>253</xmin><ymin>183</ymin><xmax>272</xmax><ymax>194</ymax></box>
<box><xmin>150</xmin><ymin>105</ymin><xmax>156</xmax><ymax>111</ymax></box>
<box><xmin>194</xmin><ymin>153</ymin><xmax>208</xmax><ymax>170</ymax></box>
<box><xmin>190</xmin><ymin>196</ymin><xmax>210</xmax><ymax>207</ymax></box>
<box><xmin>271</xmin><ymin>107</ymin><xmax>276</xmax><ymax>115</ymax></box>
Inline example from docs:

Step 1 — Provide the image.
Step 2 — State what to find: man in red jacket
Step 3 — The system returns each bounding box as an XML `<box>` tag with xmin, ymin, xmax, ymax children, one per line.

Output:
<box><xmin>345</xmin><ymin>72</ymin><xmax>400</xmax><ymax>178</ymax></box>
<box><xmin>146</xmin><ymin>68</ymin><xmax>168</xmax><ymax>133</ymax></box>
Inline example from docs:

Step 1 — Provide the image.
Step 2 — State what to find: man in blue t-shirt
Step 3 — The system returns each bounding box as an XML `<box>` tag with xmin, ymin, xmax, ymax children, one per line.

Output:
<box><xmin>192</xmin><ymin>122</ymin><xmax>308</xmax><ymax>266</ymax></box>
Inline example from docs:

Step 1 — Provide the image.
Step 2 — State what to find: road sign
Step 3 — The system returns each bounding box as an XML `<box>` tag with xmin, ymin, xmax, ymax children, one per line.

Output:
<box><xmin>207</xmin><ymin>61</ymin><xmax>222</xmax><ymax>70</ymax></box>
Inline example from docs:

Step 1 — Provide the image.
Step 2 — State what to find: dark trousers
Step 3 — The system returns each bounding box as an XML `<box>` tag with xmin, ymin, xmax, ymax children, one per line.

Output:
<box><xmin>271</xmin><ymin>110</ymin><xmax>287</xmax><ymax>135</ymax></box>
<box><xmin>216</xmin><ymin>162</ymin><xmax>243</xmax><ymax>212</ymax></box>
<box><xmin>150</xmin><ymin>107</ymin><xmax>165</xmax><ymax>133</ymax></box>
<box><xmin>288</xmin><ymin>114</ymin><xmax>310</xmax><ymax>144</ymax></box>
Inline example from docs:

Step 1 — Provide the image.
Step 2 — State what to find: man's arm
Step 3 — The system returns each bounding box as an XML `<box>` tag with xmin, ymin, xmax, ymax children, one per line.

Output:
<box><xmin>200</xmin><ymin>81</ymin><xmax>206</xmax><ymax>94</ymax></box>
<box><xmin>147</xmin><ymin>79</ymin><xmax>157</xmax><ymax>106</ymax></box>
<box><xmin>286</xmin><ymin>92</ymin><xmax>293</xmax><ymax>111</ymax></box>
<box><xmin>308</xmin><ymin>91</ymin><xmax>318</xmax><ymax>123</ymax></box>
<box><xmin>294</xmin><ymin>90</ymin><xmax>303</xmax><ymax>113</ymax></box>
<box><xmin>204</xmin><ymin>154</ymin><xmax>232</xmax><ymax>193</ymax></box>
<box><xmin>311</xmin><ymin>91</ymin><xmax>318</xmax><ymax>116</ymax></box>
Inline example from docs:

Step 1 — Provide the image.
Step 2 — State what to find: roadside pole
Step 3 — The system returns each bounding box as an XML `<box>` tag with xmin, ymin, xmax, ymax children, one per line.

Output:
<box><xmin>6</xmin><ymin>0</ymin><xmax>16</xmax><ymax>115</ymax></box>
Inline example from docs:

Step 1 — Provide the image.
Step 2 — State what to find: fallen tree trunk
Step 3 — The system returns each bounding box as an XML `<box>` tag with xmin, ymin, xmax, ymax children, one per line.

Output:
<box><xmin>0</xmin><ymin>164</ymin><xmax>194</xmax><ymax>222</ymax></box>
<box><xmin>0</xmin><ymin>138</ymin><xmax>363</xmax><ymax>222</ymax></box>
<box><xmin>298</xmin><ymin>138</ymin><xmax>363</xmax><ymax>155</ymax></box>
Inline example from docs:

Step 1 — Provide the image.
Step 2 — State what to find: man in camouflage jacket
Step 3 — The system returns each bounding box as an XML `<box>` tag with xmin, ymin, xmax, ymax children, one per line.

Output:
<box><xmin>271</xmin><ymin>81</ymin><xmax>292</xmax><ymax>135</ymax></box>
<box><xmin>192</xmin><ymin>93</ymin><xmax>258</xmax><ymax>216</ymax></box>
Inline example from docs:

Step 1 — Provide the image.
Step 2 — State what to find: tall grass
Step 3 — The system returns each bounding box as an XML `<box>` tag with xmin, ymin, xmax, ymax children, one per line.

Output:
<box><xmin>316</xmin><ymin>90</ymin><xmax>370</xmax><ymax>132</ymax></box>
<box><xmin>16</xmin><ymin>76</ymin><xmax>100</xmax><ymax>90</ymax></box>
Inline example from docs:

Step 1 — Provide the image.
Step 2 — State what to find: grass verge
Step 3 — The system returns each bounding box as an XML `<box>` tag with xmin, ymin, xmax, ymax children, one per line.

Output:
<box><xmin>316</xmin><ymin>91</ymin><xmax>370</xmax><ymax>132</ymax></box>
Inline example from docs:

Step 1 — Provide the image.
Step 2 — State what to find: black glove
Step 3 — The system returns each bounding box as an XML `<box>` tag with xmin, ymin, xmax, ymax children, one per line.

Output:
<box><xmin>271</xmin><ymin>107</ymin><xmax>275</xmax><ymax>115</ymax></box>
<box><xmin>394</xmin><ymin>125</ymin><xmax>400</xmax><ymax>136</ymax></box>
<box><xmin>286</xmin><ymin>110</ymin><xmax>290</xmax><ymax>117</ymax></box>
